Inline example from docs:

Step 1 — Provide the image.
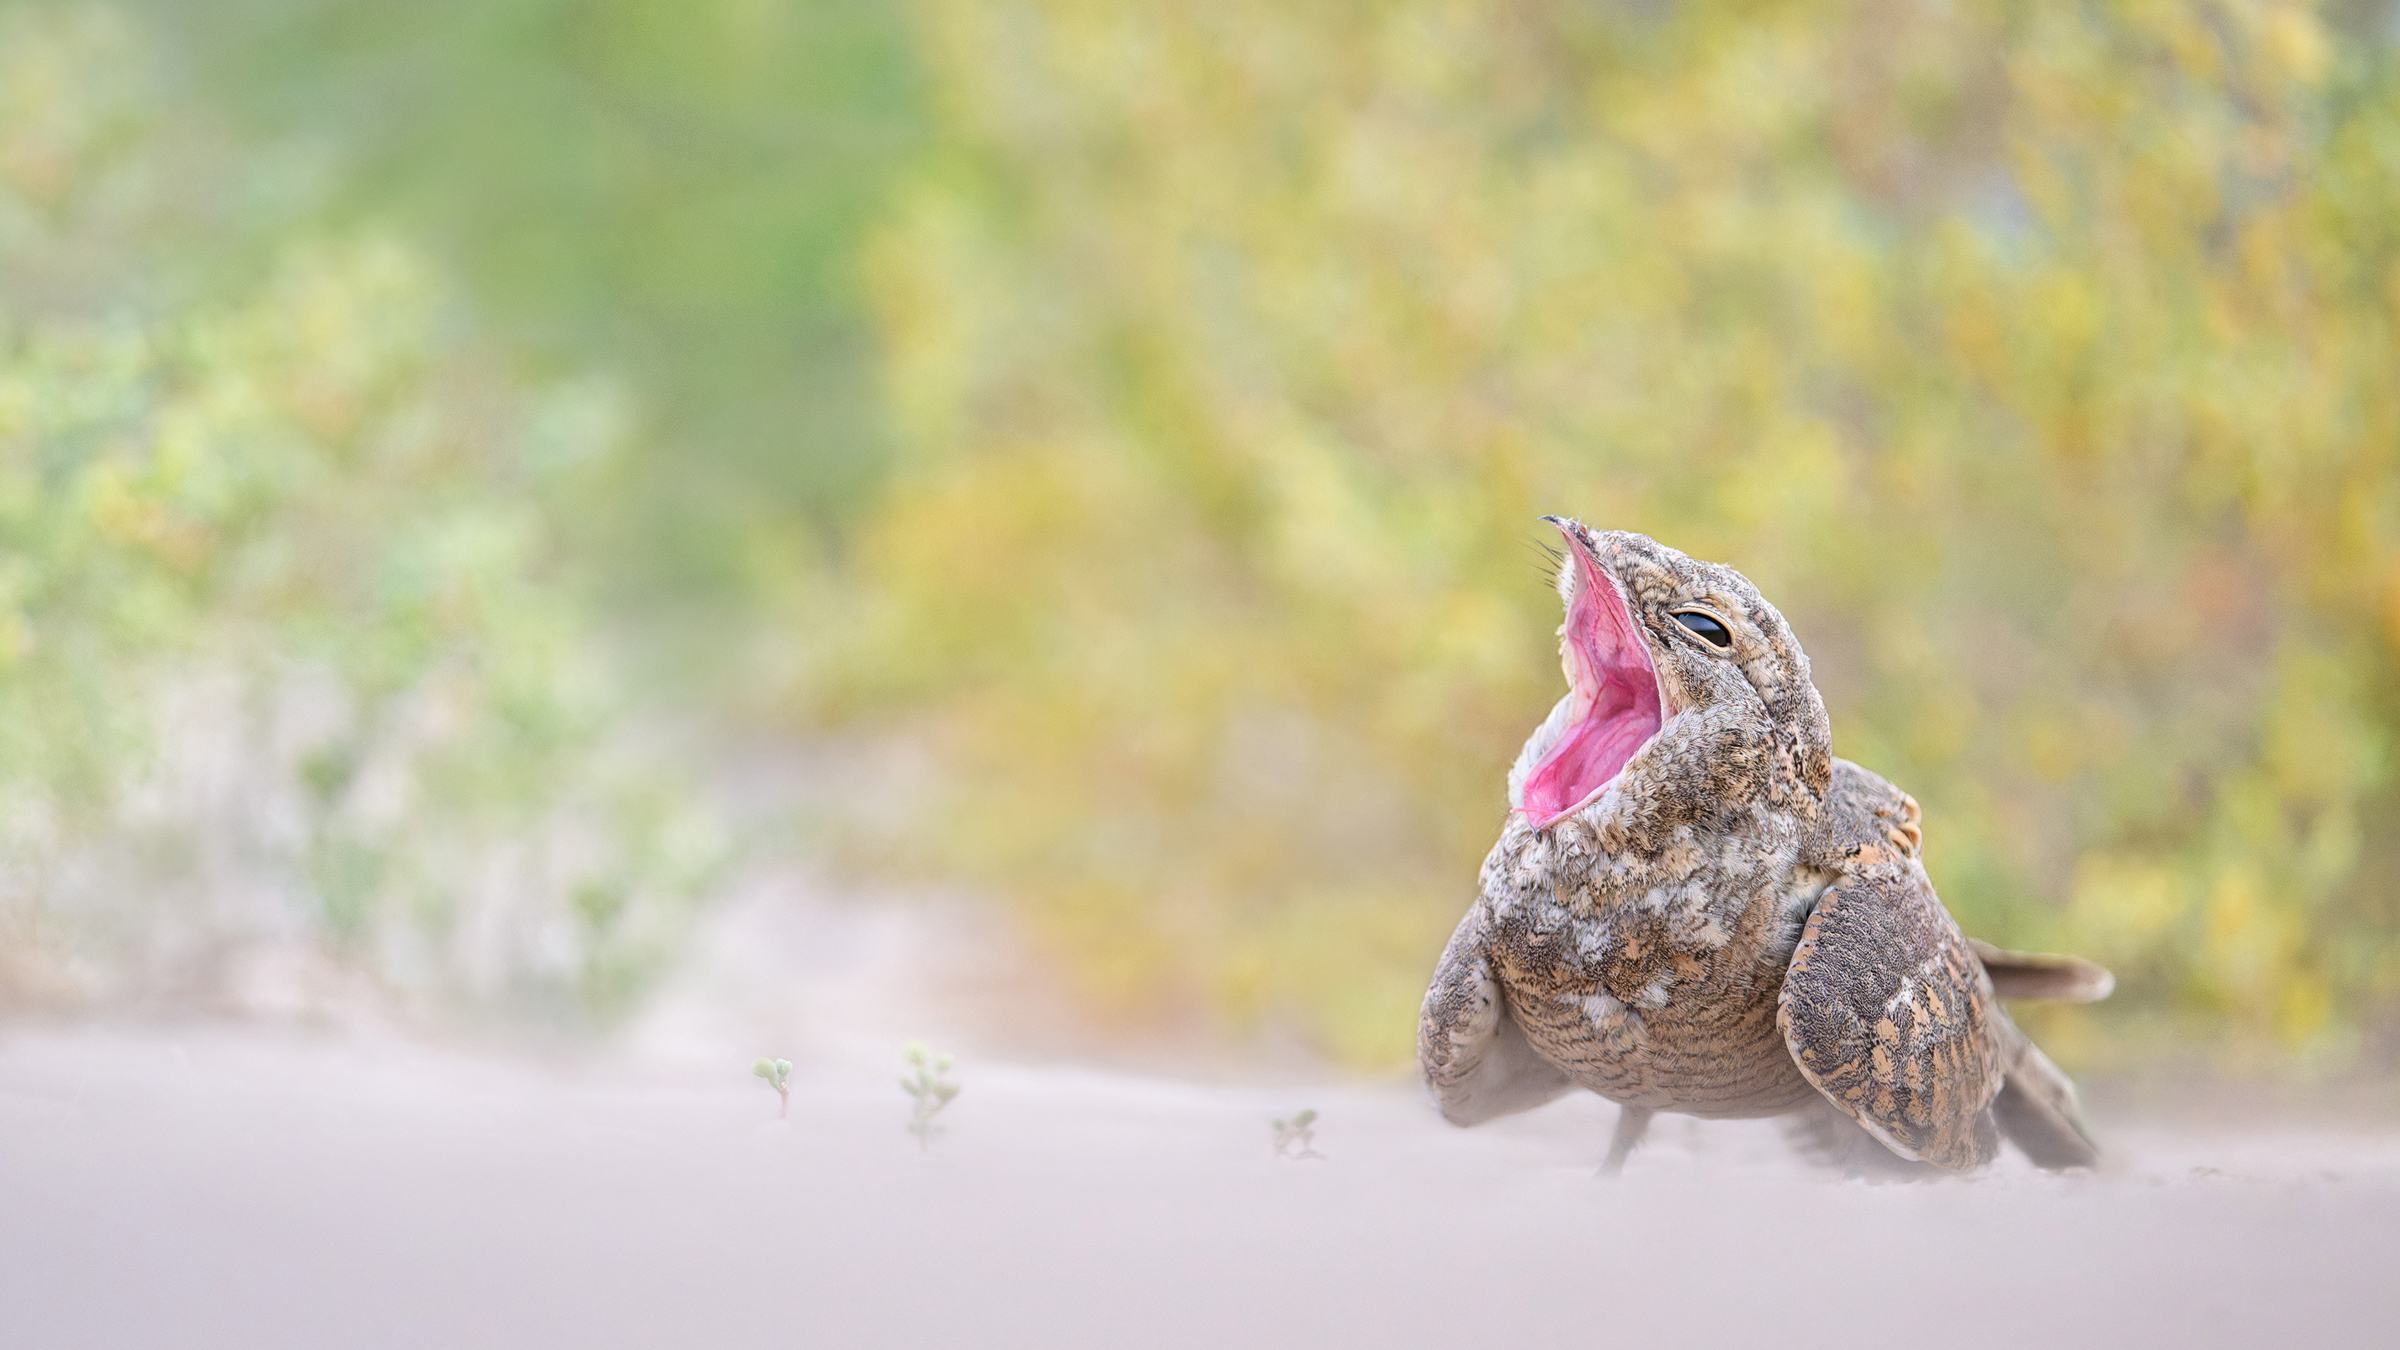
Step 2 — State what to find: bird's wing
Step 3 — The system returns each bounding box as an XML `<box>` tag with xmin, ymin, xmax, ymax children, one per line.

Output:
<box><xmin>1988</xmin><ymin>1019</ymin><xmax>2101</xmax><ymax>1169</ymax></box>
<box><xmin>1418</xmin><ymin>902</ymin><xmax>1572</xmax><ymax>1125</ymax></box>
<box><xmin>1778</xmin><ymin>856</ymin><xmax>2004</xmax><ymax>1170</ymax></box>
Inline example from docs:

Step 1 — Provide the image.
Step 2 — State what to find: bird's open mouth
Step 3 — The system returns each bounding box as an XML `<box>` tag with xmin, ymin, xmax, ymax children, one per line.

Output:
<box><xmin>1518</xmin><ymin>531</ymin><xmax>1667</xmax><ymax>830</ymax></box>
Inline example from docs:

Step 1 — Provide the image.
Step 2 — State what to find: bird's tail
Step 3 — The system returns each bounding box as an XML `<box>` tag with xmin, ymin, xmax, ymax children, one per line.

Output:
<box><xmin>1971</xmin><ymin>940</ymin><xmax>2114</xmax><ymax>1002</ymax></box>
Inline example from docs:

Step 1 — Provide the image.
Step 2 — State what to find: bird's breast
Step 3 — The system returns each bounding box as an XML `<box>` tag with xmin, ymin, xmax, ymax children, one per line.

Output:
<box><xmin>1484</xmin><ymin>860</ymin><xmax>1824</xmax><ymax>1117</ymax></box>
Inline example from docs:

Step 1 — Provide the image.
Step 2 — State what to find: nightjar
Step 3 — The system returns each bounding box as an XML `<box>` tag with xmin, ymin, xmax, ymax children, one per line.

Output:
<box><xmin>1418</xmin><ymin>521</ymin><xmax>2110</xmax><ymax>1174</ymax></box>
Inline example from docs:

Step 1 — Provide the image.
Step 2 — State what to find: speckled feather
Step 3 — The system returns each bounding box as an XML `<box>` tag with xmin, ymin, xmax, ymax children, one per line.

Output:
<box><xmin>1419</xmin><ymin>525</ymin><xmax>2103</xmax><ymax>1173</ymax></box>
<box><xmin>1780</xmin><ymin>856</ymin><xmax>2003</xmax><ymax>1169</ymax></box>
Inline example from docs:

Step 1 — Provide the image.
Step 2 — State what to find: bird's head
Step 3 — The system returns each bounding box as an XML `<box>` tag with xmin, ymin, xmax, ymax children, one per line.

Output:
<box><xmin>1509</xmin><ymin>520</ymin><xmax>1831</xmax><ymax>834</ymax></box>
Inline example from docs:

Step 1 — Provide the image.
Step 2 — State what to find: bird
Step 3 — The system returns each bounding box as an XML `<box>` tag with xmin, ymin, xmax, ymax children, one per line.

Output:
<box><xmin>1417</xmin><ymin>520</ymin><xmax>2111</xmax><ymax>1175</ymax></box>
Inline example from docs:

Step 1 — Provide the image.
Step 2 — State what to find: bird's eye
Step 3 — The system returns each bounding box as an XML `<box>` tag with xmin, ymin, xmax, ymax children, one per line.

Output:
<box><xmin>1671</xmin><ymin>610</ymin><xmax>1734</xmax><ymax>649</ymax></box>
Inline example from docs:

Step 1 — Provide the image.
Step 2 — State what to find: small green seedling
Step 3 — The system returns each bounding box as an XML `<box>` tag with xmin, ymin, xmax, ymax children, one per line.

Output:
<box><xmin>900</xmin><ymin>1042</ymin><xmax>960</xmax><ymax>1152</ymax></box>
<box><xmin>1272</xmin><ymin>1108</ymin><xmax>1322</xmax><ymax>1159</ymax></box>
<box><xmin>752</xmin><ymin>1057</ymin><xmax>793</xmax><ymax>1119</ymax></box>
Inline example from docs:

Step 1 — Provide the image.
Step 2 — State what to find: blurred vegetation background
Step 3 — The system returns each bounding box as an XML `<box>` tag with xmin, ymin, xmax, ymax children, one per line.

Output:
<box><xmin>1</xmin><ymin>0</ymin><xmax>2394</xmax><ymax>1076</ymax></box>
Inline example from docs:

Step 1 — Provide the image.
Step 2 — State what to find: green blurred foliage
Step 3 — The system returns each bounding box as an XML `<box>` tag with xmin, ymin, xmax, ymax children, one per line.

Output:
<box><xmin>0</xmin><ymin>6</ymin><xmax>722</xmax><ymax>1020</ymax></box>
<box><xmin>829</xmin><ymin>0</ymin><xmax>2400</xmax><ymax>1070</ymax></box>
<box><xmin>129</xmin><ymin>0</ymin><xmax>926</xmax><ymax>597</ymax></box>
<box><xmin>5</xmin><ymin>0</ymin><xmax>2395</xmax><ymax>1072</ymax></box>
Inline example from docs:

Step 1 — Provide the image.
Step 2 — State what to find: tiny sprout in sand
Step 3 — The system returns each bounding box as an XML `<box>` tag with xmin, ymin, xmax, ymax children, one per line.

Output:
<box><xmin>900</xmin><ymin>1043</ymin><xmax>960</xmax><ymax>1152</ymax></box>
<box><xmin>752</xmin><ymin>1058</ymin><xmax>792</xmax><ymax>1119</ymax></box>
<box><xmin>1272</xmin><ymin>1109</ymin><xmax>1322</xmax><ymax>1159</ymax></box>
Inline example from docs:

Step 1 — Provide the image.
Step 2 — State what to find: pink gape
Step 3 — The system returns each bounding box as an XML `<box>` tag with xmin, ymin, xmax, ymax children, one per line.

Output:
<box><xmin>1518</xmin><ymin>534</ymin><xmax>1665</xmax><ymax>829</ymax></box>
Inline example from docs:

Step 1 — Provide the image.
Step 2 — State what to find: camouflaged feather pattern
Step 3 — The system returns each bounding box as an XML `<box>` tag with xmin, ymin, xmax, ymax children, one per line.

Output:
<box><xmin>1419</xmin><ymin>524</ymin><xmax>2103</xmax><ymax>1172</ymax></box>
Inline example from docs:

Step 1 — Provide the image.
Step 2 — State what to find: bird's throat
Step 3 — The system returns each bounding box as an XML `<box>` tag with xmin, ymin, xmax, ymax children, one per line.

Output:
<box><xmin>1519</xmin><ymin>556</ymin><xmax>1665</xmax><ymax>829</ymax></box>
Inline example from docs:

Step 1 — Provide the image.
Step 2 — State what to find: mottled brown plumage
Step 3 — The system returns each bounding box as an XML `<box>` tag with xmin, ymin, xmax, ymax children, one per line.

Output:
<box><xmin>1419</xmin><ymin>522</ymin><xmax>2104</xmax><ymax>1174</ymax></box>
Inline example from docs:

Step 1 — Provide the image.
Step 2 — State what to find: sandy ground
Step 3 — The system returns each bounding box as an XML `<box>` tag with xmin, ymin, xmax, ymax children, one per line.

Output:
<box><xmin>4</xmin><ymin>1021</ymin><xmax>2397</xmax><ymax>1350</ymax></box>
<box><xmin>5</xmin><ymin>885</ymin><xmax>2397</xmax><ymax>1349</ymax></box>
